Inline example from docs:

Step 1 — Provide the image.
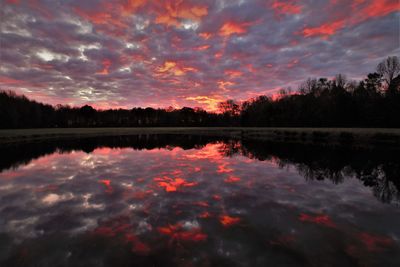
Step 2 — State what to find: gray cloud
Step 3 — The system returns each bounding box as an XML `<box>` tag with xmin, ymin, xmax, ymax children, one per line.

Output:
<box><xmin>0</xmin><ymin>0</ymin><xmax>398</xmax><ymax>110</ymax></box>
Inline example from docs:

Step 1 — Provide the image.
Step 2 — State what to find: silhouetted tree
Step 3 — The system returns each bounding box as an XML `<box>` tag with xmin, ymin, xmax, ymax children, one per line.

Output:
<box><xmin>218</xmin><ymin>99</ymin><xmax>240</xmax><ymax>116</ymax></box>
<box><xmin>218</xmin><ymin>99</ymin><xmax>240</xmax><ymax>126</ymax></box>
<box><xmin>377</xmin><ymin>56</ymin><xmax>400</xmax><ymax>94</ymax></box>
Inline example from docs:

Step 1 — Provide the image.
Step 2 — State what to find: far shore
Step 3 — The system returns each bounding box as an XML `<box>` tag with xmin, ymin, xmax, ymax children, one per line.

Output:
<box><xmin>1</xmin><ymin>127</ymin><xmax>400</xmax><ymax>147</ymax></box>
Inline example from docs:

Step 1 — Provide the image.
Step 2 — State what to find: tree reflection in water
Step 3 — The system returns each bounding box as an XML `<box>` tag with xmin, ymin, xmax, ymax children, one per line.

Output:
<box><xmin>1</xmin><ymin>134</ymin><xmax>399</xmax><ymax>204</ymax></box>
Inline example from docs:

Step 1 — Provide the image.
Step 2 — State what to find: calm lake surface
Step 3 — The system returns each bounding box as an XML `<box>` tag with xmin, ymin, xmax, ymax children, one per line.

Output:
<box><xmin>0</xmin><ymin>135</ymin><xmax>399</xmax><ymax>267</ymax></box>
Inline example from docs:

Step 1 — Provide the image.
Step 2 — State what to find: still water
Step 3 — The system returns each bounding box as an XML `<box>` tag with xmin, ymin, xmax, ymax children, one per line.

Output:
<box><xmin>0</xmin><ymin>135</ymin><xmax>399</xmax><ymax>266</ymax></box>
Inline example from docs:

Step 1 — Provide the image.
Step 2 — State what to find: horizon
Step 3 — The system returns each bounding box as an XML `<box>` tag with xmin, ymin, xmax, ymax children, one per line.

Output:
<box><xmin>1</xmin><ymin>0</ymin><xmax>399</xmax><ymax>111</ymax></box>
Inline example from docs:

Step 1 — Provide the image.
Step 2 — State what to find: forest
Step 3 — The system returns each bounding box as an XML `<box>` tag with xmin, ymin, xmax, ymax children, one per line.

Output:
<box><xmin>1</xmin><ymin>56</ymin><xmax>399</xmax><ymax>129</ymax></box>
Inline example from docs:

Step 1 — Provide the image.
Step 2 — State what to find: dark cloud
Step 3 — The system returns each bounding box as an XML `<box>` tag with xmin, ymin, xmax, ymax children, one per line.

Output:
<box><xmin>0</xmin><ymin>0</ymin><xmax>398</xmax><ymax>110</ymax></box>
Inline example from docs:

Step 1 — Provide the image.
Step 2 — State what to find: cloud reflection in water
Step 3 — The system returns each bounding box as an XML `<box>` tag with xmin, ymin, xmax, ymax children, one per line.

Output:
<box><xmin>0</xmin><ymin>137</ymin><xmax>399</xmax><ymax>266</ymax></box>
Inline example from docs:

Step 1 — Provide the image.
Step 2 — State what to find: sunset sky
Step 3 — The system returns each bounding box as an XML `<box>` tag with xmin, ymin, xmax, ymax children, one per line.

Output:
<box><xmin>0</xmin><ymin>0</ymin><xmax>399</xmax><ymax>111</ymax></box>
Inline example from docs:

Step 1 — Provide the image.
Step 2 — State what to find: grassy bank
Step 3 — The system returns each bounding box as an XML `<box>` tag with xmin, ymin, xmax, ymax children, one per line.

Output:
<box><xmin>1</xmin><ymin>127</ymin><xmax>400</xmax><ymax>147</ymax></box>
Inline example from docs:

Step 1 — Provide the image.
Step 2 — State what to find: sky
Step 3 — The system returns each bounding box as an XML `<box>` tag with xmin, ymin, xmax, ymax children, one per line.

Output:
<box><xmin>0</xmin><ymin>0</ymin><xmax>399</xmax><ymax>111</ymax></box>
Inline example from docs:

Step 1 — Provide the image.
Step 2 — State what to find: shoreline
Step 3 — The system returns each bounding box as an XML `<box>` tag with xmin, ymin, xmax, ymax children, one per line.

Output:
<box><xmin>1</xmin><ymin>127</ymin><xmax>400</xmax><ymax>147</ymax></box>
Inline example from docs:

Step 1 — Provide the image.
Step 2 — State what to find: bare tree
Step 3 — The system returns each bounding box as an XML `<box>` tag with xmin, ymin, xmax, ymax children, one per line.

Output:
<box><xmin>299</xmin><ymin>78</ymin><xmax>318</xmax><ymax>95</ymax></box>
<box><xmin>334</xmin><ymin>74</ymin><xmax>347</xmax><ymax>89</ymax></box>
<box><xmin>377</xmin><ymin>56</ymin><xmax>400</xmax><ymax>88</ymax></box>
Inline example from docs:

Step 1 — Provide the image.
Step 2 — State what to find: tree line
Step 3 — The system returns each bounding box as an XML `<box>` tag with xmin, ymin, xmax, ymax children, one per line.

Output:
<box><xmin>1</xmin><ymin>56</ymin><xmax>399</xmax><ymax>129</ymax></box>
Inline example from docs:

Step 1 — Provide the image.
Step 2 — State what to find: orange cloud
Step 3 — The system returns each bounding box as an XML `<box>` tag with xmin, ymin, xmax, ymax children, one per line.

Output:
<box><xmin>219</xmin><ymin>19</ymin><xmax>262</xmax><ymax>37</ymax></box>
<box><xmin>156</xmin><ymin>60</ymin><xmax>197</xmax><ymax>76</ymax></box>
<box><xmin>154</xmin><ymin>1</ymin><xmax>208</xmax><ymax>28</ymax></box>
<box><xmin>218</xmin><ymin>80</ymin><xmax>235</xmax><ymax>92</ymax></box>
<box><xmin>219</xmin><ymin>21</ymin><xmax>248</xmax><ymax>36</ymax></box>
<box><xmin>157</xmin><ymin>61</ymin><xmax>177</xmax><ymax>72</ymax></box>
<box><xmin>185</xmin><ymin>95</ymin><xmax>224</xmax><ymax>111</ymax></box>
<box><xmin>74</xmin><ymin>1</ymin><xmax>210</xmax><ymax>31</ymax></box>
<box><xmin>272</xmin><ymin>1</ymin><xmax>302</xmax><ymax>15</ymax></box>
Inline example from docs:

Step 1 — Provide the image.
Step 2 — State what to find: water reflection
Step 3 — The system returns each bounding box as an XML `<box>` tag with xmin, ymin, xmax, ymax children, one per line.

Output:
<box><xmin>0</xmin><ymin>135</ymin><xmax>399</xmax><ymax>266</ymax></box>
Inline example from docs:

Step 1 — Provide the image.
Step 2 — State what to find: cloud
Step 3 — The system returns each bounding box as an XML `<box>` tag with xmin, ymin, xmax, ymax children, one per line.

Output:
<box><xmin>0</xmin><ymin>0</ymin><xmax>398</xmax><ymax>110</ymax></box>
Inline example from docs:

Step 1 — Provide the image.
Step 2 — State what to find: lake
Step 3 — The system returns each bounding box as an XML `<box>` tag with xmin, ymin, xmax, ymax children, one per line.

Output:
<box><xmin>0</xmin><ymin>135</ymin><xmax>399</xmax><ymax>266</ymax></box>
